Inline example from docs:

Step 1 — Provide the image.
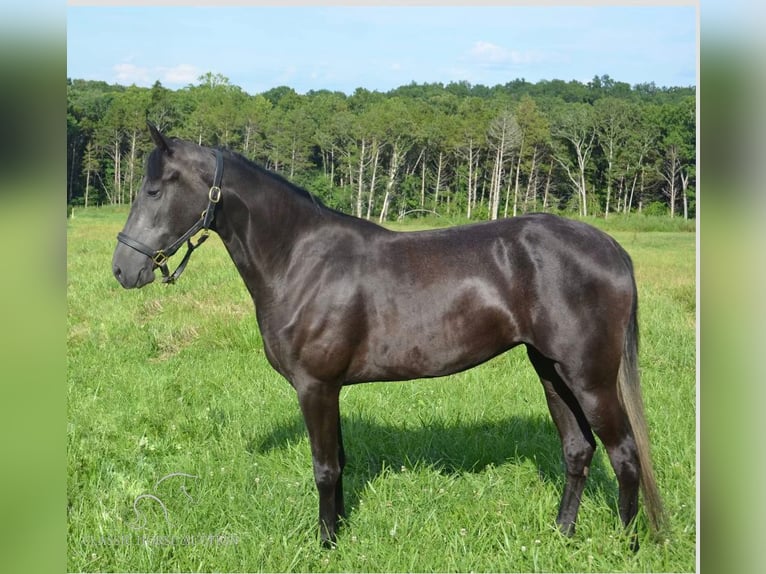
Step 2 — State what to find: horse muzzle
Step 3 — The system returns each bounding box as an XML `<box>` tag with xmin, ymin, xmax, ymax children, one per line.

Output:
<box><xmin>112</xmin><ymin>245</ymin><xmax>156</xmax><ymax>289</ymax></box>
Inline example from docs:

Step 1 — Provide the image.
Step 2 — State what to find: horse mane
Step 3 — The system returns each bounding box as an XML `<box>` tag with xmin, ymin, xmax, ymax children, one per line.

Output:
<box><xmin>214</xmin><ymin>146</ymin><xmax>327</xmax><ymax>211</ymax></box>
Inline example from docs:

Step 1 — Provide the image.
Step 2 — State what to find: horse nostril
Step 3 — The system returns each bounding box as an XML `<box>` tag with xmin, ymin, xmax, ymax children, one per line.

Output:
<box><xmin>113</xmin><ymin>264</ymin><xmax>122</xmax><ymax>280</ymax></box>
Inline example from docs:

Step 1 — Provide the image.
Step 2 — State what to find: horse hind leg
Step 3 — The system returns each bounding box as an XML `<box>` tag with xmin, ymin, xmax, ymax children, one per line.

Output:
<box><xmin>554</xmin><ymin>357</ymin><xmax>642</xmax><ymax>548</ymax></box>
<box><xmin>526</xmin><ymin>346</ymin><xmax>596</xmax><ymax>537</ymax></box>
<box><xmin>582</xmin><ymin>386</ymin><xmax>641</xmax><ymax>532</ymax></box>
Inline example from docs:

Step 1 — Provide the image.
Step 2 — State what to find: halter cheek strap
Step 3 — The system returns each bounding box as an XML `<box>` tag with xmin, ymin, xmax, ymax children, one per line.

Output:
<box><xmin>116</xmin><ymin>149</ymin><xmax>223</xmax><ymax>284</ymax></box>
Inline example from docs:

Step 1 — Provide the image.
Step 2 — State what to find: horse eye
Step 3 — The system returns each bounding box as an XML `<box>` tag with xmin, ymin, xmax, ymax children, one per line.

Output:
<box><xmin>146</xmin><ymin>188</ymin><xmax>161</xmax><ymax>197</ymax></box>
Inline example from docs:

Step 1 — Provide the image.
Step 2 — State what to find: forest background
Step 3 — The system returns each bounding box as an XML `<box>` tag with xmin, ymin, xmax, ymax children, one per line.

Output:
<box><xmin>66</xmin><ymin>73</ymin><xmax>696</xmax><ymax>223</ymax></box>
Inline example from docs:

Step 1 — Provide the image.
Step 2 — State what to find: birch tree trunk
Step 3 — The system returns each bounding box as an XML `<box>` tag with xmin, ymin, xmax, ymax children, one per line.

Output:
<box><xmin>512</xmin><ymin>140</ymin><xmax>523</xmax><ymax>217</ymax></box>
<box><xmin>379</xmin><ymin>141</ymin><xmax>403</xmax><ymax>223</ymax></box>
<box><xmin>84</xmin><ymin>167</ymin><xmax>91</xmax><ymax>209</ymax></box>
<box><xmin>488</xmin><ymin>111</ymin><xmax>521</xmax><ymax>220</ymax></box>
<box><xmin>524</xmin><ymin>146</ymin><xmax>539</xmax><ymax>213</ymax></box>
<box><xmin>554</xmin><ymin>134</ymin><xmax>594</xmax><ymax>217</ymax></box>
<box><xmin>355</xmin><ymin>139</ymin><xmax>367</xmax><ymax>218</ymax></box>
<box><xmin>626</xmin><ymin>171</ymin><xmax>638</xmax><ymax>214</ymax></box>
<box><xmin>543</xmin><ymin>158</ymin><xmax>554</xmax><ymax>210</ymax></box>
<box><xmin>681</xmin><ymin>169</ymin><xmax>690</xmax><ymax>220</ymax></box>
<box><xmin>433</xmin><ymin>151</ymin><xmax>444</xmax><ymax>211</ymax></box>
<box><xmin>113</xmin><ymin>138</ymin><xmax>121</xmax><ymax>205</ymax></box>
<box><xmin>616</xmin><ymin>175</ymin><xmax>624</xmax><ymax>214</ymax></box>
<box><xmin>503</xmin><ymin>166</ymin><xmax>513</xmax><ymax>218</ymax></box>
<box><xmin>127</xmin><ymin>129</ymin><xmax>137</xmax><ymax>202</ymax></box>
<box><xmin>625</xmin><ymin>141</ymin><xmax>648</xmax><ymax>214</ymax></box>
<box><xmin>366</xmin><ymin>141</ymin><xmax>381</xmax><ymax>220</ymax></box>
<box><xmin>604</xmin><ymin>147</ymin><xmax>613</xmax><ymax>219</ymax></box>
<box><xmin>577</xmin><ymin>141</ymin><xmax>591</xmax><ymax>217</ymax></box>
<box><xmin>630</xmin><ymin>136</ymin><xmax>650</xmax><ymax>214</ymax></box>
<box><xmin>466</xmin><ymin>142</ymin><xmax>474</xmax><ymax>219</ymax></box>
<box><xmin>554</xmin><ymin>105</ymin><xmax>595</xmax><ymax>217</ymax></box>
<box><xmin>345</xmin><ymin>152</ymin><xmax>355</xmax><ymax>209</ymax></box>
<box><xmin>661</xmin><ymin>144</ymin><xmax>680</xmax><ymax>218</ymax></box>
<box><xmin>290</xmin><ymin>136</ymin><xmax>297</xmax><ymax>180</ymax></box>
<box><xmin>490</xmin><ymin>146</ymin><xmax>503</xmax><ymax>220</ymax></box>
<box><xmin>82</xmin><ymin>140</ymin><xmax>96</xmax><ymax>209</ymax></box>
<box><xmin>244</xmin><ymin>123</ymin><xmax>252</xmax><ymax>155</ymax></box>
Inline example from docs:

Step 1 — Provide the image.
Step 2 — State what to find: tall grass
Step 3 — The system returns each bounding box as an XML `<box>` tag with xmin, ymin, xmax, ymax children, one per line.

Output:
<box><xmin>67</xmin><ymin>206</ymin><xmax>696</xmax><ymax>572</ymax></box>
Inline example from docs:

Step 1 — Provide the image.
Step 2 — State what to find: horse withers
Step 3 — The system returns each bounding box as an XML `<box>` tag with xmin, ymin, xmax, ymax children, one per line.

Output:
<box><xmin>113</xmin><ymin>123</ymin><xmax>664</xmax><ymax>548</ymax></box>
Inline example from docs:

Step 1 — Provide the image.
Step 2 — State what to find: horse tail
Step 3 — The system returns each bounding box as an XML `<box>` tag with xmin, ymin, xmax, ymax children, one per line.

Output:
<box><xmin>617</xmin><ymin>252</ymin><xmax>666</xmax><ymax>534</ymax></box>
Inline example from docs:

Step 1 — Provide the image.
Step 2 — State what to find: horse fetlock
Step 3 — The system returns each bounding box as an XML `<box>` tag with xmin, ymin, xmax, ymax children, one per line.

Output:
<box><xmin>319</xmin><ymin>519</ymin><xmax>338</xmax><ymax>548</ymax></box>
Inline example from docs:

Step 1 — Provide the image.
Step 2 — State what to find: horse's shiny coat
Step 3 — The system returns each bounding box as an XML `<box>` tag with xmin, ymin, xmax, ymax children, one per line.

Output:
<box><xmin>113</xmin><ymin>124</ymin><xmax>664</xmax><ymax>547</ymax></box>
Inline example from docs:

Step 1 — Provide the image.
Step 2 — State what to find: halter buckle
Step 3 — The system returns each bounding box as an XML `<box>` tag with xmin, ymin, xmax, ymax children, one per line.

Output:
<box><xmin>152</xmin><ymin>250</ymin><xmax>168</xmax><ymax>267</ymax></box>
<box><xmin>209</xmin><ymin>186</ymin><xmax>221</xmax><ymax>203</ymax></box>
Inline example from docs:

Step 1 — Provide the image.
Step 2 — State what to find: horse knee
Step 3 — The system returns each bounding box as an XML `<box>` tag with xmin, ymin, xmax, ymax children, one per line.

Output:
<box><xmin>313</xmin><ymin>461</ymin><xmax>341</xmax><ymax>493</ymax></box>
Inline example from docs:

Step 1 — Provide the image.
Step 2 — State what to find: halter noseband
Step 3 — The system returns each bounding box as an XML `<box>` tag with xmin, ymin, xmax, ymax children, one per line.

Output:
<box><xmin>116</xmin><ymin>149</ymin><xmax>224</xmax><ymax>284</ymax></box>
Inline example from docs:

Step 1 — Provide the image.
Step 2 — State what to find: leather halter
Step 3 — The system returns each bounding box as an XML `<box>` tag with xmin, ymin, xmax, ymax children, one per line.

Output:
<box><xmin>116</xmin><ymin>149</ymin><xmax>223</xmax><ymax>284</ymax></box>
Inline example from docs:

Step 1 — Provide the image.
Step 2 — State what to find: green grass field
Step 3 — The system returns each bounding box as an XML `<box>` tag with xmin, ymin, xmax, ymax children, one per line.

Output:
<box><xmin>67</xmin><ymin>206</ymin><xmax>696</xmax><ymax>572</ymax></box>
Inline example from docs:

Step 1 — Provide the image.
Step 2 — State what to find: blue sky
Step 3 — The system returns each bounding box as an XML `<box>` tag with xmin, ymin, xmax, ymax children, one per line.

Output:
<box><xmin>67</xmin><ymin>5</ymin><xmax>697</xmax><ymax>95</ymax></box>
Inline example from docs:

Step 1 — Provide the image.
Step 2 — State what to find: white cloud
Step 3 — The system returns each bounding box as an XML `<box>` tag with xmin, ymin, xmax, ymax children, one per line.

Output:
<box><xmin>112</xmin><ymin>62</ymin><xmax>199</xmax><ymax>87</ymax></box>
<box><xmin>113</xmin><ymin>63</ymin><xmax>151</xmax><ymax>85</ymax></box>
<box><xmin>466</xmin><ymin>41</ymin><xmax>550</xmax><ymax>69</ymax></box>
<box><xmin>470</xmin><ymin>41</ymin><xmax>509</xmax><ymax>64</ymax></box>
<box><xmin>158</xmin><ymin>64</ymin><xmax>199</xmax><ymax>85</ymax></box>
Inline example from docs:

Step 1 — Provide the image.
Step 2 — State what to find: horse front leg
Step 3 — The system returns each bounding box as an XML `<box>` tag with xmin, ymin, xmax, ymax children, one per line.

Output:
<box><xmin>336</xmin><ymin>413</ymin><xmax>346</xmax><ymax>521</ymax></box>
<box><xmin>295</xmin><ymin>379</ymin><xmax>344</xmax><ymax>546</ymax></box>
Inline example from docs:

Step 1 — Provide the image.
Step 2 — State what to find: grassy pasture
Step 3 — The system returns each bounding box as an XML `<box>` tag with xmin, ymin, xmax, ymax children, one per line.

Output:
<box><xmin>67</xmin><ymin>206</ymin><xmax>696</xmax><ymax>572</ymax></box>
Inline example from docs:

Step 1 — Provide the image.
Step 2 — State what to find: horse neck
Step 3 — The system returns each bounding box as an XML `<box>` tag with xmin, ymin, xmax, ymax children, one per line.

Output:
<box><xmin>213</xmin><ymin>158</ymin><xmax>326</xmax><ymax>300</ymax></box>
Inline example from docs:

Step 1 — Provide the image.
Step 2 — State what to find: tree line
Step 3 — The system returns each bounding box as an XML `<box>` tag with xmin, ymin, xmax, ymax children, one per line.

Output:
<box><xmin>67</xmin><ymin>73</ymin><xmax>696</xmax><ymax>221</ymax></box>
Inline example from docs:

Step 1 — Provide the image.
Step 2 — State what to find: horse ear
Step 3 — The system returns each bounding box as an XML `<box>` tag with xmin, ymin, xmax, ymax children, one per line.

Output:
<box><xmin>147</xmin><ymin>121</ymin><xmax>173</xmax><ymax>155</ymax></box>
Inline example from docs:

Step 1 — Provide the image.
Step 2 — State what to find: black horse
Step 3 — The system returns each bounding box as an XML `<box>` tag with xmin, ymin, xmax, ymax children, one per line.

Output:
<box><xmin>113</xmin><ymin>123</ymin><xmax>664</xmax><ymax>547</ymax></box>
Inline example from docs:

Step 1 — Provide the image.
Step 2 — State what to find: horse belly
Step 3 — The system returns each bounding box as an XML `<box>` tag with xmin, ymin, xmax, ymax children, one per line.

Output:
<box><xmin>349</xmin><ymin>280</ymin><xmax>523</xmax><ymax>382</ymax></box>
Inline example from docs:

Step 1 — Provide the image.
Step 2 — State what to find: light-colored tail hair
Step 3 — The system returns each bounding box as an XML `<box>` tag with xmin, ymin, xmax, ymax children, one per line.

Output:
<box><xmin>617</xmin><ymin>267</ymin><xmax>666</xmax><ymax>534</ymax></box>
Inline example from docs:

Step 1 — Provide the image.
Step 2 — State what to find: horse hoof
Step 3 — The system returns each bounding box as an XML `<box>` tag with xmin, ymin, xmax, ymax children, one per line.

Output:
<box><xmin>557</xmin><ymin>521</ymin><xmax>576</xmax><ymax>538</ymax></box>
<box><xmin>320</xmin><ymin>530</ymin><xmax>337</xmax><ymax>549</ymax></box>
